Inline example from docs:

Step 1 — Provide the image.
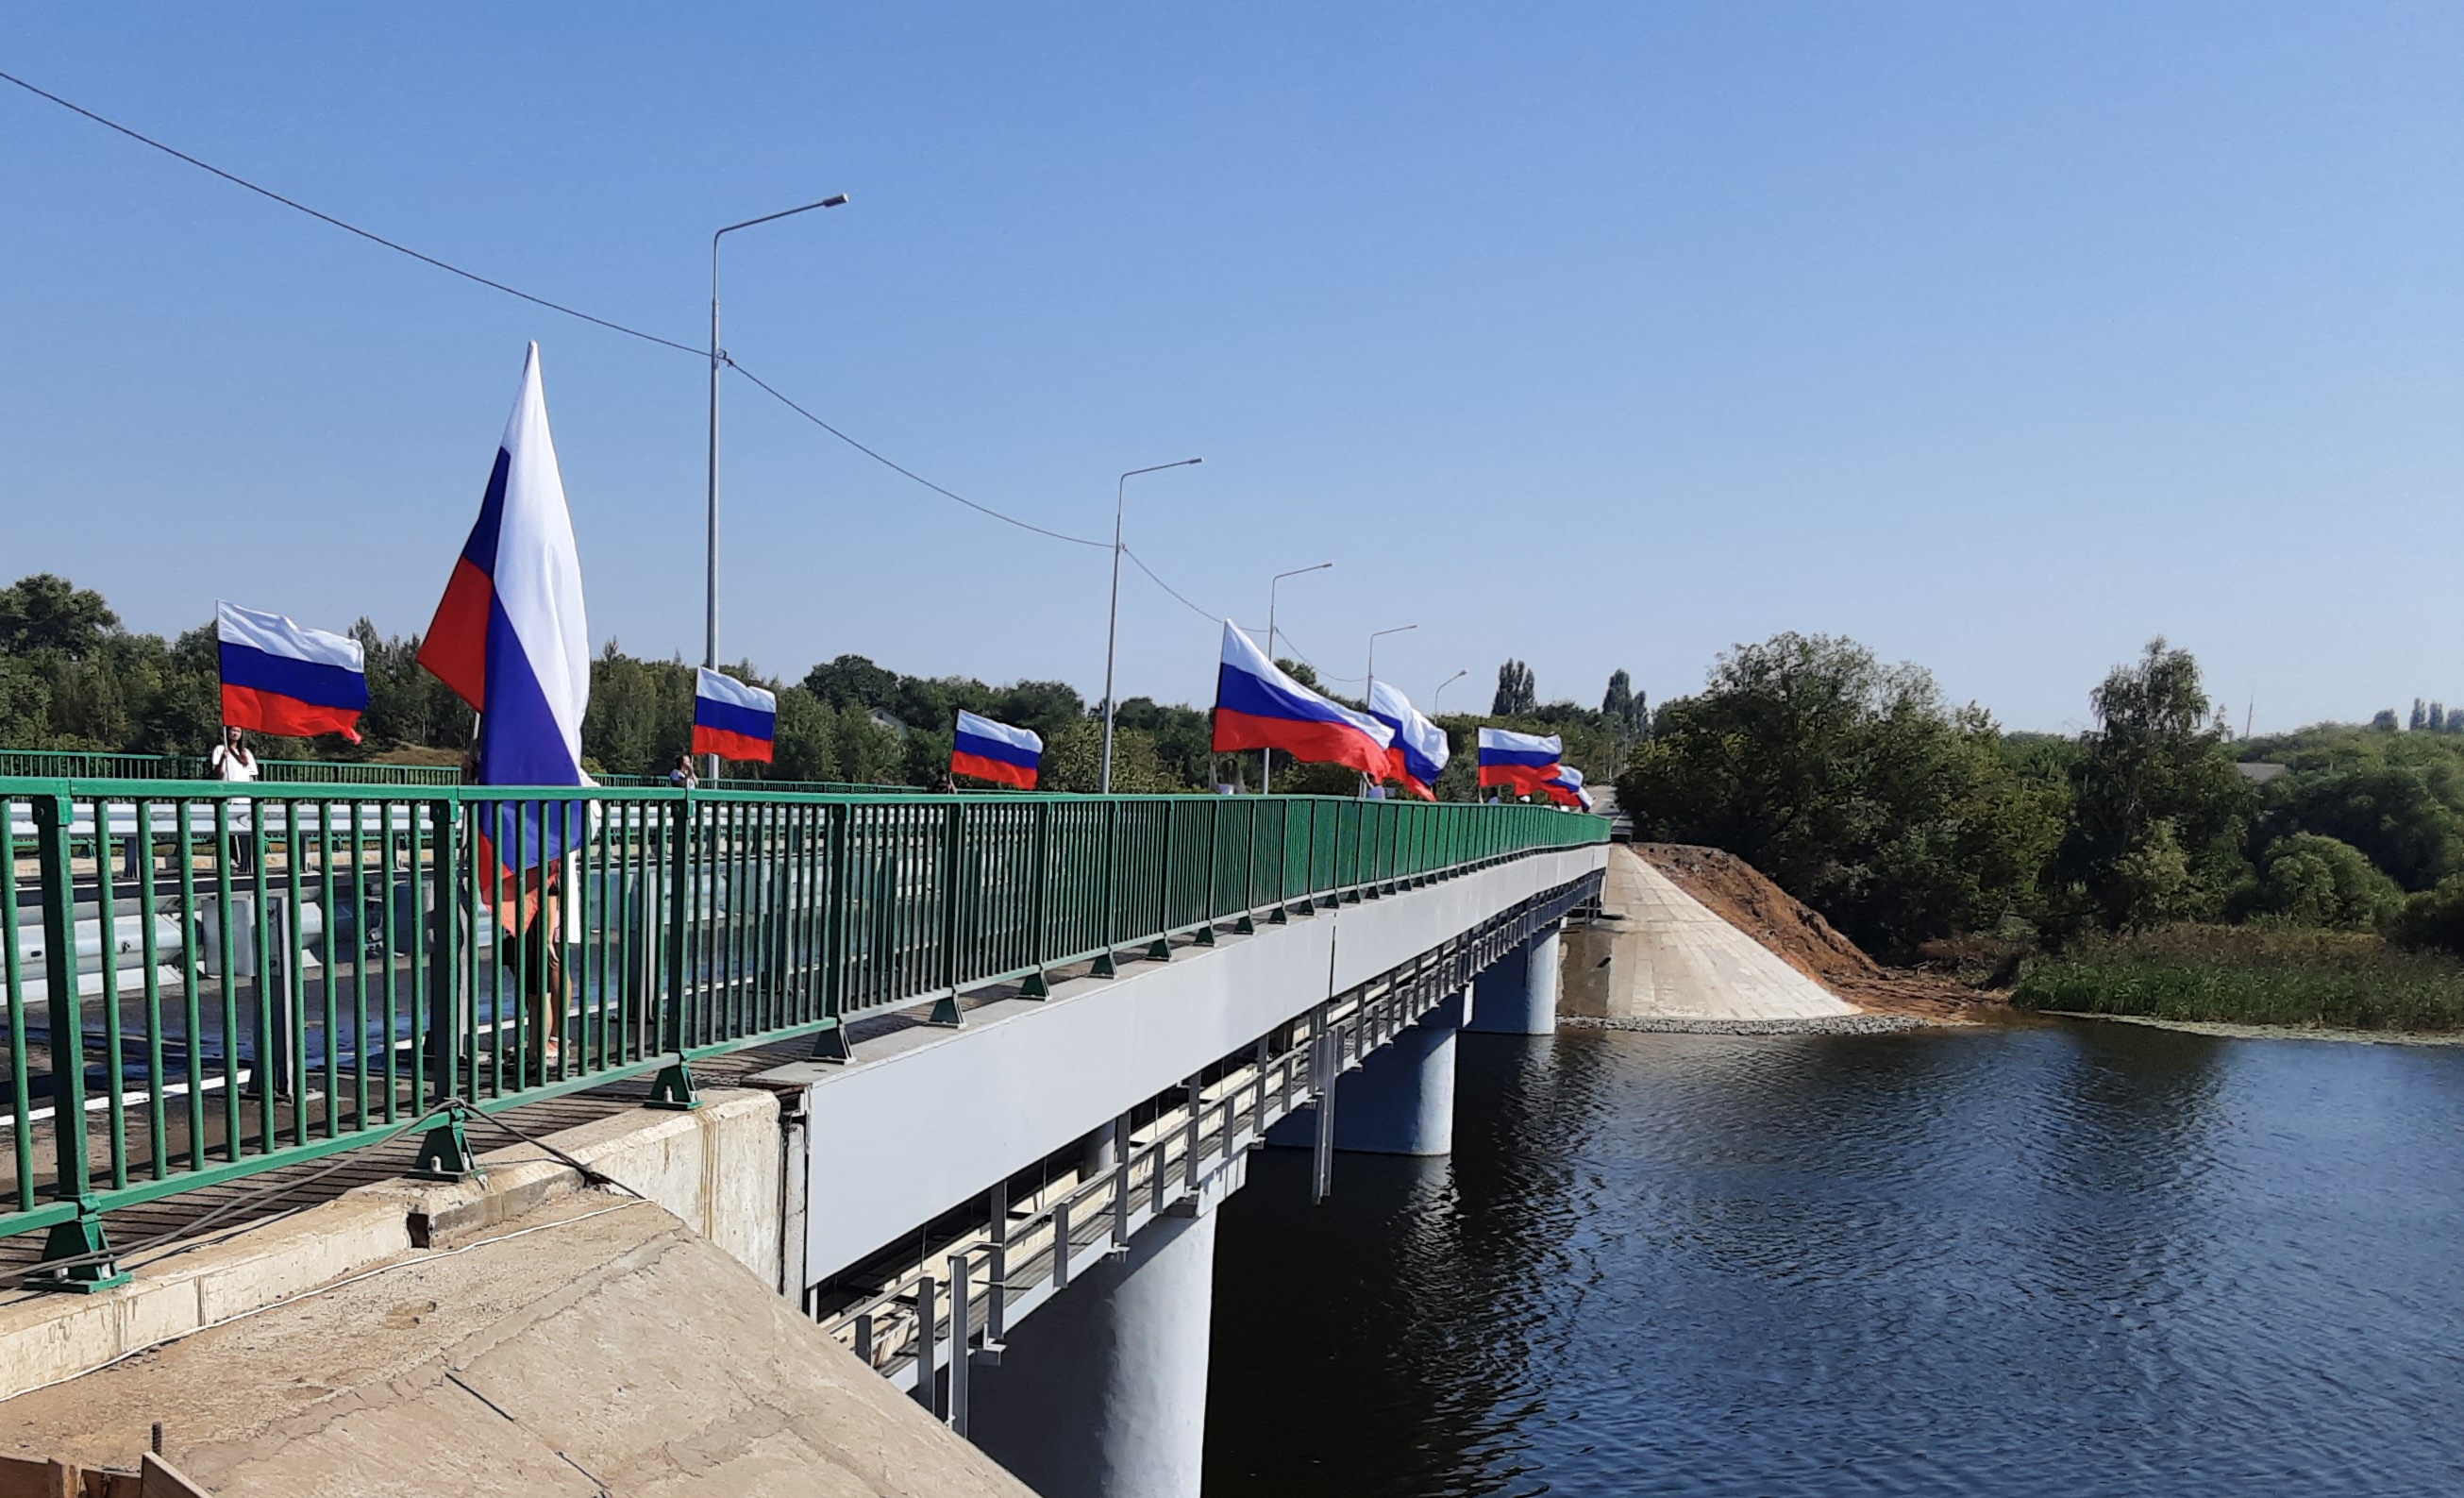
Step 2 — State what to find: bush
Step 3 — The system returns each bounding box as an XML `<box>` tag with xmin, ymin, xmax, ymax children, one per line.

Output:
<box><xmin>2386</xmin><ymin>874</ymin><xmax>2464</xmax><ymax>955</ymax></box>
<box><xmin>2014</xmin><ymin>925</ymin><xmax>2464</xmax><ymax>1031</ymax></box>
<box><xmin>2238</xmin><ymin>833</ymin><xmax>2401</xmax><ymax>930</ymax></box>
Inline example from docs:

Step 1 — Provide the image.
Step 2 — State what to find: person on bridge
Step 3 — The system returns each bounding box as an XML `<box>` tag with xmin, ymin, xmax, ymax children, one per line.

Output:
<box><xmin>667</xmin><ymin>752</ymin><xmax>698</xmax><ymax>789</ymax></box>
<box><xmin>210</xmin><ymin>726</ymin><xmax>260</xmax><ymax>872</ymax></box>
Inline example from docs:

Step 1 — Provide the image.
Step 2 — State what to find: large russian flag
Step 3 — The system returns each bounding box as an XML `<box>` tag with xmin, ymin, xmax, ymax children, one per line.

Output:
<box><xmin>1367</xmin><ymin>679</ymin><xmax>1447</xmax><ymax>801</ymax></box>
<box><xmin>1478</xmin><ymin>726</ymin><xmax>1562</xmax><ymax>796</ymax></box>
<box><xmin>418</xmin><ymin>343</ymin><xmax>591</xmax><ymax>864</ymax></box>
<box><xmin>694</xmin><ymin>668</ymin><xmax>777</xmax><ymax>764</ymax></box>
<box><xmin>1542</xmin><ymin>763</ymin><xmax>1594</xmax><ymax>810</ymax></box>
<box><xmin>216</xmin><ymin>601</ymin><xmax>369</xmax><ymax>742</ymax></box>
<box><xmin>951</xmin><ymin>710</ymin><xmax>1042</xmax><ymax>789</ymax></box>
<box><xmin>1212</xmin><ymin>621</ymin><xmax>1394</xmax><ymax>781</ymax></box>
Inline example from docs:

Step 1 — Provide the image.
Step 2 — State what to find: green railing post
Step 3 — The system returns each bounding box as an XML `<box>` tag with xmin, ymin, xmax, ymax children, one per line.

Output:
<box><xmin>31</xmin><ymin>794</ymin><xmax>128</xmax><ymax>1291</ymax></box>
<box><xmin>1147</xmin><ymin>801</ymin><xmax>1175</xmax><ymax>963</ymax></box>
<box><xmin>1021</xmin><ymin>799</ymin><xmax>1053</xmax><ymax>998</ymax></box>
<box><xmin>1196</xmin><ymin>801</ymin><xmax>1219</xmax><ymax>947</ymax></box>
<box><xmin>1093</xmin><ymin>799</ymin><xmax>1121</xmax><ymax>978</ymax></box>
<box><xmin>649</xmin><ymin>794</ymin><xmax>700</xmax><ymax>1110</ymax></box>
<box><xmin>1237</xmin><ymin>799</ymin><xmax>1259</xmax><ymax>934</ymax></box>
<box><xmin>813</xmin><ymin>801</ymin><xmax>855</xmax><ymax>1060</ymax></box>
<box><xmin>930</xmin><ymin>801</ymin><xmax>966</xmax><ymax>1027</ymax></box>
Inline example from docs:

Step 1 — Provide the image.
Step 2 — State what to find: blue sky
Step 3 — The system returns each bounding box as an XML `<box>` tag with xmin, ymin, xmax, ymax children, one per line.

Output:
<box><xmin>4</xmin><ymin>4</ymin><xmax>2458</xmax><ymax>733</ymax></box>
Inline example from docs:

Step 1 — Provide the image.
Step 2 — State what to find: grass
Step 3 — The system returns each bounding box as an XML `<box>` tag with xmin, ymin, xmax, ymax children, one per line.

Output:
<box><xmin>2012</xmin><ymin>925</ymin><xmax>2464</xmax><ymax>1033</ymax></box>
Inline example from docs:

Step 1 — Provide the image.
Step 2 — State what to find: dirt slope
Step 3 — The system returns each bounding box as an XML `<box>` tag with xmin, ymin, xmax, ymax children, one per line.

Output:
<box><xmin>1631</xmin><ymin>843</ymin><xmax>1995</xmax><ymax>1020</ymax></box>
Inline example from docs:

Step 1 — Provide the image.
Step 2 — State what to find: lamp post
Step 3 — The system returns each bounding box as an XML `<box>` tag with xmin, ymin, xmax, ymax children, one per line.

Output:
<box><xmin>706</xmin><ymin>193</ymin><xmax>849</xmax><ymax>776</ymax></box>
<box><xmin>1363</xmin><ymin>624</ymin><xmax>1418</xmax><ymax>797</ymax></box>
<box><xmin>1433</xmin><ymin>668</ymin><xmax>1468</xmax><ymax>713</ymax></box>
<box><xmin>1260</xmin><ymin>562</ymin><xmax>1333</xmax><ymax>794</ymax></box>
<box><xmin>1100</xmin><ymin>458</ymin><xmax>1203</xmax><ymax>793</ymax></box>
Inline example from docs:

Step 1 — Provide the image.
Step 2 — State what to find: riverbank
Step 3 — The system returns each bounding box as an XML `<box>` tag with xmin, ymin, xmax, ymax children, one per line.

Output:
<box><xmin>2038</xmin><ymin>1010</ymin><xmax>2464</xmax><ymax>1047</ymax></box>
<box><xmin>2013</xmin><ymin>926</ymin><xmax>2464</xmax><ymax>1034</ymax></box>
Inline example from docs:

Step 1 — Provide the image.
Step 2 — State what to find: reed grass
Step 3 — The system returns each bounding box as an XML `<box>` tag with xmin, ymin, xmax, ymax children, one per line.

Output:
<box><xmin>2013</xmin><ymin>925</ymin><xmax>2464</xmax><ymax>1032</ymax></box>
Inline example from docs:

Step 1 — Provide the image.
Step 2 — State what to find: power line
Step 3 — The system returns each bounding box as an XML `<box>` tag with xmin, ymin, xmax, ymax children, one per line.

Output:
<box><xmin>725</xmin><ymin>360</ymin><xmax>1110</xmax><ymax>549</ymax></box>
<box><xmin>0</xmin><ymin>67</ymin><xmax>704</xmax><ymax>357</ymax></box>
<box><xmin>6</xmin><ymin>65</ymin><xmax>1249</xmax><ymax>647</ymax></box>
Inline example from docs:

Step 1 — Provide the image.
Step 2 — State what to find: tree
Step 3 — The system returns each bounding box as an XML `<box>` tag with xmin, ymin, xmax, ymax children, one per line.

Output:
<box><xmin>2371</xmin><ymin>709</ymin><xmax>2399</xmax><ymax>732</ymax></box>
<box><xmin>1043</xmin><ymin>719</ymin><xmax>1178</xmax><ymax>793</ymax></box>
<box><xmin>2256</xmin><ymin>764</ymin><xmax>2464</xmax><ymax>892</ymax></box>
<box><xmin>1601</xmin><ymin>668</ymin><xmax>1647</xmax><ymax>762</ymax></box>
<box><xmin>2237</xmin><ymin>833</ymin><xmax>2400</xmax><ymax>929</ymax></box>
<box><xmin>1615</xmin><ymin>632</ymin><xmax>2058</xmax><ymax>956</ymax></box>
<box><xmin>0</xmin><ymin>574</ymin><xmax>119</xmax><ymax>660</ymax></box>
<box><xmin>1492</xmin><ymin>660</ymin><xmax>1536</xmax><ymax>716</ymax></box>
<box><xmin>2051</xmin><ymin>638</ymin><xmax>2252</xmax><ymax>931</ymax></box>
<box><xmin>2411</xmin><ymin>699</ymin><xmax>2428</xmax><ymax>732</ymax></box>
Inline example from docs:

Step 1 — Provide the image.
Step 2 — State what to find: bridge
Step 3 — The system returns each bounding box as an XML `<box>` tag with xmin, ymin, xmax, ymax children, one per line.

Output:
<box><xmin>0</xmin><ymin>768</ymin><xmax>1606</xmax><ymax>1495</ymax></box>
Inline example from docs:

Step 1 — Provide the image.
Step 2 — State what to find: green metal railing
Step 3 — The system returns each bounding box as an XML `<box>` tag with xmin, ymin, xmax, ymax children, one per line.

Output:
<box><xmin>0</xmin><ymin>776</ymin><xmax>1603</xmax><ymax>1277</ymax></box>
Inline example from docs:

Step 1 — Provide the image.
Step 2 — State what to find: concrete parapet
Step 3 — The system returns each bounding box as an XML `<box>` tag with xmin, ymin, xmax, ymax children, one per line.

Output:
<box><xmin>0</xmin><ymin>1087</ymin><xmax>781</xmax><ymax>1405</ymax></box>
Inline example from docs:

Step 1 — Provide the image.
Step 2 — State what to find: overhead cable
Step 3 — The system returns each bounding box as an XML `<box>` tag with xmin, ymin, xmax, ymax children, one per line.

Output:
<box><xmin>0</xmin><ymin>67</ymin><xmax>704</xmax><ymax>357</ymax></box>
<box><xmin>6</xmin><ymin>66</ymin><xmax>1243</xmax><ymax>647</ymax></box>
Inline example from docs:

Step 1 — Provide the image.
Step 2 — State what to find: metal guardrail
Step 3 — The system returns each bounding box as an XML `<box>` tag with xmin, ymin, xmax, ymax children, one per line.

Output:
<box><xmin>0</xmin><ymin>775</ymin><xmax>1605</xmax><ymax>1282</ymax></box>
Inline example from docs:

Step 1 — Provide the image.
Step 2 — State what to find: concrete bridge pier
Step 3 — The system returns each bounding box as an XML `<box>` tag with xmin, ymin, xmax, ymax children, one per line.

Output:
<box><xmin>968</xmin><ymin>1203</ymin><xmax>1221</xmax><ymax>1498</ymax></box>
<box><xmin>1465</xmin><ymin>923</ymin><xmax>1562</xmax><ymax>1035</ymax></box>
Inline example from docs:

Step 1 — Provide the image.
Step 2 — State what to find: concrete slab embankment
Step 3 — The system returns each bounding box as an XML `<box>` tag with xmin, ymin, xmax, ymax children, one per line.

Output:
<box><xmin>1564</xmin><ymin>845</ymin><xmax>1861</xmax><ymax>1025</ymax></box>
<box><xmin>0</xmin><ymin>1088</ymin><xmax>783</xmax><ymax>1408</ymax></box>
<box><xmin>0</xmin><ymin>1090</ymin><xmax>1031</xmax><ymax>1495</ymax></box>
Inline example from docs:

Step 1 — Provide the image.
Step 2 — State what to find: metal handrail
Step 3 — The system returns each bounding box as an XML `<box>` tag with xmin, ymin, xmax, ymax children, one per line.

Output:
<box><xmin>0</xmin><ymin>775</ymin><xmax>1605</xmax><ymax>1265</ymax></box>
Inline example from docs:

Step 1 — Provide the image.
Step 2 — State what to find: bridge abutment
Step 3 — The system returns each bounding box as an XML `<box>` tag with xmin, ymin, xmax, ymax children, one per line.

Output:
<box><xmin>1465</xmin><ymin>923</ymin><xmax>1562</xmax><ymax>1035</ymax></box>
<box><xmin>969</xmin><ymin>1204</ymin><xmax>1220</xmax><ymax>1498</ymax></box>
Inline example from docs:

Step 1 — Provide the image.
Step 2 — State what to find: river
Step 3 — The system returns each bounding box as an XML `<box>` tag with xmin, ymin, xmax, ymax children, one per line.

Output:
<box><xmin>1204</xmin><ymin>1019</ymin><xmax>2464</xmax><ymax>1496</ymax></box>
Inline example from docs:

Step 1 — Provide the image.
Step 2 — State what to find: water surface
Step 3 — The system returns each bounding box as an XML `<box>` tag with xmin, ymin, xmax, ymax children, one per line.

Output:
<box><xmin>1205</xmin><ymin>1020</ymin><xmax>2464</xmax><ymax>1496</ymax></box>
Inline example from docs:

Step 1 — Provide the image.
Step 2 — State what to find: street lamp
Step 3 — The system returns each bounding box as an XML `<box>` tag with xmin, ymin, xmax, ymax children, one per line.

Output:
<box><xmin>706</xmin><ymin>193</ymin><xmax>849</xmax><ymax>775</ymax></box>
<box><xmin>1433</xmin><ymin>668</ymin><xmax>1468</xmax><ymax>713</ymax></box>
<box><xmin>1261</xmin><ymin>562</ymin><xmax>1333</xmax><ymax>794</ymax></box>
<box><xmin>1364</xmin><ymin>624</ymin><xmax>1418</xmax><ymax>797</ymax></box>
<box><xmin>1100</xmin><ymin>458</ymin><xmax>1203</xmax><ymax>793</ymax></box>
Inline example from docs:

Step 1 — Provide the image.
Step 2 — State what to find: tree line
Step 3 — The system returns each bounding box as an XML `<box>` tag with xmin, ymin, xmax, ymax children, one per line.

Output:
<box><xmin>1617</xmin><ymin>630</ymin><xmax>2464</xmax><ymax>962</ymax></box>
<box><xmin>0</xmin><ymin>573</ymin><xmax>1641</xmax><ymax>798</ymax></box>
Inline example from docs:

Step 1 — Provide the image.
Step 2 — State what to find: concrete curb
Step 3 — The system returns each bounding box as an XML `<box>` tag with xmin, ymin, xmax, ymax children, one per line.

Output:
<box><xmin>0</xmin><ymin>1088</ymin><xmax>780</xmax><ymax>1405</ymax></box>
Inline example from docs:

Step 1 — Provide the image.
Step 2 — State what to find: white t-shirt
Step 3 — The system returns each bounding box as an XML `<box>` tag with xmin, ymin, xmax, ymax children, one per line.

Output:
<box><xmin>210</xmin><ymin>745</ymin><xmax>260</xmax><ymax>784</ymax></box>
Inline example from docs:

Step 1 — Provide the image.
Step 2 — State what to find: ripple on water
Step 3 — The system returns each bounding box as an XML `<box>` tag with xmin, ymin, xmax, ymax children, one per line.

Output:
<box><xmin>1204</xmin><ymin>1023</ymin><xmax>2464</xmax><ymax>1498</ymax></box>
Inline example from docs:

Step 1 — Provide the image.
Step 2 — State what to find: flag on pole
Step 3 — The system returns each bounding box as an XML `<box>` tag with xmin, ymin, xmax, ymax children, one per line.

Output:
<box><xmin>1367</xmin><ymin>680</ymin><xmax>1447</xmax><ymax>800</ymax></box>
<box><xmin>215</xmin><ymin>601</ymin><xmax>369</xmax><ymax>742</ymax></box>
<box><xmin>1211</xmin><ymin>622</ymin><xmax>1394</xmax><ymax>780</ymax></box>
<box><xmin>1542</xmin><ymin>763</ymin><xmax>1594</xmax><ymax>810</ymax></box>
<box><xmin>693</xmin><ymin>668</ymin><xmax>777</xmax><ymax>764</ymax></box>
<box><xmin>1477</xmin><ymin>726</ymin><xmax>1562</xmax><ymax>796</ymax></box>
<box><xmin>418</xmin><ymin>343</ymin><xmax>591</xmax><ymax>873</ymax></box>
<box><xmin>951</xmin><ymin>710</ymin><xmax>1043</xmax><ymax>789</ymax></box>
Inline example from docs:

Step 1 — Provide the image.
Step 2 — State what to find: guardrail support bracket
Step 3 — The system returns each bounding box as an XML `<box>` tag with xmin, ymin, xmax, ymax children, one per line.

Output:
<box><xmin>29</xmin><ymin>1199</ymin><xmax>129</xmax><ymax>1294</ymax></box>
<box><xmin>647</xmin><ymin>1059</ymin><xmax>702</xmax><ymax>1111</ymax></box>
<box><xmin>928</xmin><ymin>993</ymin><xmax>965</xmax><ymax>1028</ymax></box>
<box><xmin>1145</xmin><ymin>937</ymin><xmax>1172</xmax><ymax>963</ymax></box>
<box><xmin>1019</xmin><ymin>970</ymin><xmax>1050</xmax><ymax>999</ymax></box>
<box><xmin>1092</xmin><ymin>951</ymin><xmax>1117</xmax><ymax>979</ymax></box>
<box><xmin>1194</xmin><ymin>924</ymin><xmax>1216</xmax><ymax>947</ymax></box>
<box><xmin>410</xmin><ymin>1109</ymin><xmax>483</xmax><ymax>1183</ymax></box>
<box><xmin>811</xmin><ymin>1021</ymin><xmax>853</xmax><ymax>1064</ymax></box>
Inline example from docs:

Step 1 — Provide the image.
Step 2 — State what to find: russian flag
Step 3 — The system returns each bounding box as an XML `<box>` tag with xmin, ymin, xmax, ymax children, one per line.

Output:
<box><xmin>1478</xmin><ymin>726</ymin><xmax>1562</xmax><ymax>796</ymax></box>
<box><xmin>951</xmin><ymin>709</ymin><xmax>1042</xmax><ymax>789</ymax></box>
<box><xmin>1543</xmin><ymin>763</ymin><xmax>1594</xmax><ymax>810</ymax></box>
<box><xmin>1367</xmin><ymin>679</ymin><xmax>1448</xmax><ymax>801</ymax></box>
<box><xmin>694</xmin><ymin>668</ymin><xmax>778</xmax><ymax>764</ymax></box>
<box><xmin>418</xmin><ymin>343</ymin><xmax>591</xmax><ymax>865</ymax></box>
<box><xmin>1212</xmin><ymin>621</ymin><xmax>1394</xmax><ymax>781</ymax></box>
<box><xmin>216</xmin><ymin>601</ymin><xmax>369</xmax><ymax>743</ymax></box>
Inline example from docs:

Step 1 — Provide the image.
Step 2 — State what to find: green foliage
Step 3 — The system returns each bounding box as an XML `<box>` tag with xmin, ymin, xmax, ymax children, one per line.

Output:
<box><xmin>2234</xmin><ymin>833</ymin><xmax>2401</xmax><ymax>929</ymax></box>
<box><xmin>1042</xmin><ymin>719</ymin><xmax>1180</xmax><ymax>793</ymax></box>
<box><xmin>2385</xmin><ymin>874</ymin><xmax>2464</xmax><ymax>956</ymax></box>
<box><xmin>1491</xmin><ymin>660</ymin><xmax>1536</xmax><ymax>715</ymax></box>
<box><xmin>1615</xmin><ymin>631</ymin><xmax>2059</xmax><ymax>957</ymax></box>
<box><xmin>0</xmin><ymin>574</ymin><xmax>118</xmax><ymax>659</ymax></box>
<box><xmin>2050</xmin><ymin>638</ymin><xmax>2252</xmax><ymax>932</ymax></box>
<box><xmin>2012</xmin><ymin>926</ymin><xmax>2464</xmax><ymax>1032</ymax></box>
